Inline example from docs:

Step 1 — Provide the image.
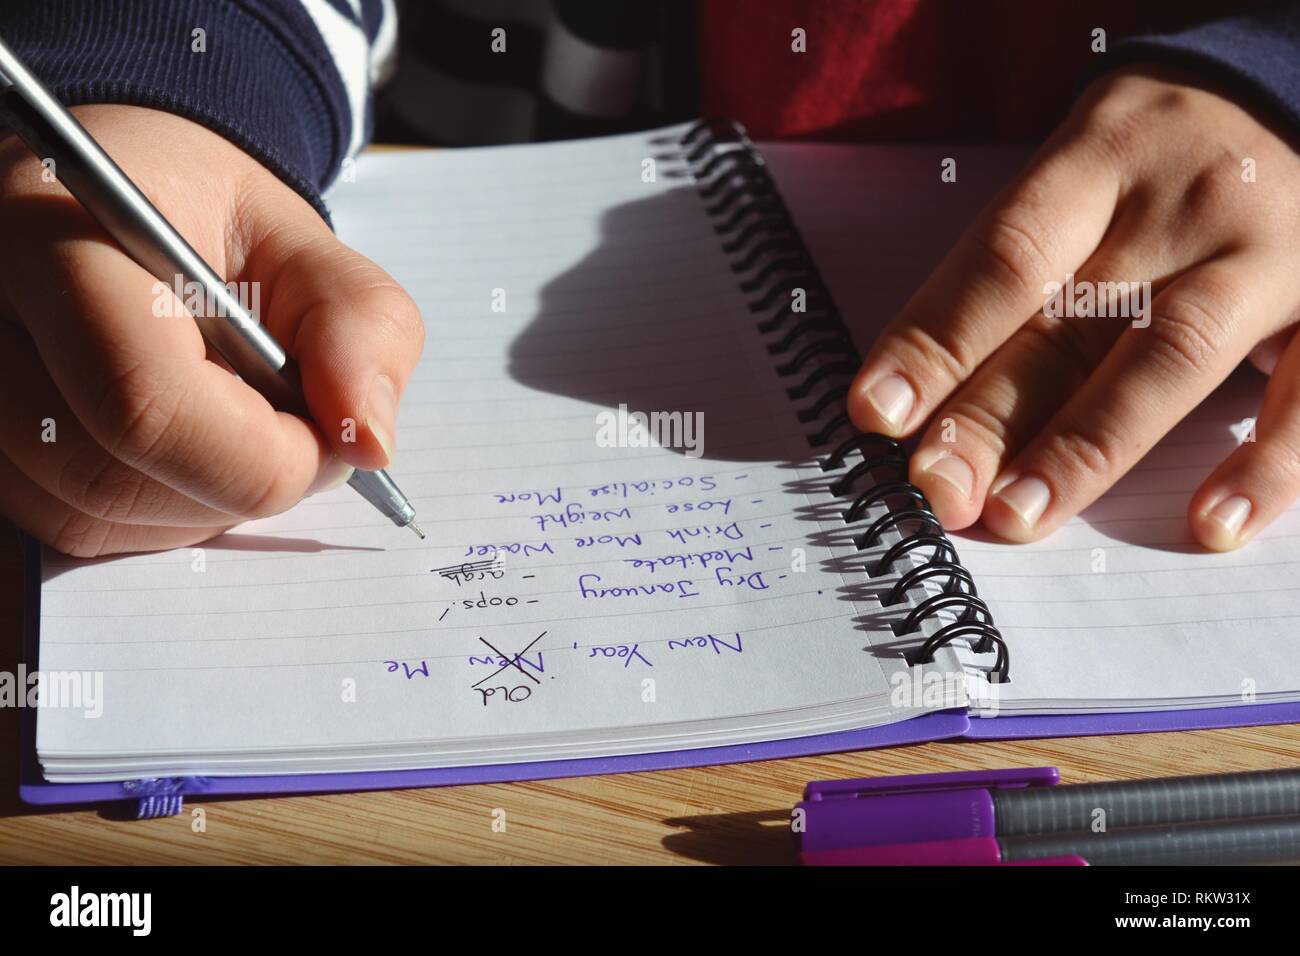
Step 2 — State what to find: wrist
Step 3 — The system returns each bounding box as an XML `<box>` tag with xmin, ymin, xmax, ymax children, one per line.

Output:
<box><xmin>0</xmin><ymin>0</ymin><xmax>350</xmax><ymax>222</ymax></box>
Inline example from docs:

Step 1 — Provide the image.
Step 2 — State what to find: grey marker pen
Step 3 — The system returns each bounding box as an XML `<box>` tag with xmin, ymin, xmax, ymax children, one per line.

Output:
<box><xmin>0</xmin><ymin>34</ymin><xmax>423</xmax><ymax>538</ymax></box>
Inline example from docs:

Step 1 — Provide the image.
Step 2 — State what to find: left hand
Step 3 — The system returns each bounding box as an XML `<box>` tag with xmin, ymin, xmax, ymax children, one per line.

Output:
<box><xmin>847</xmin><ymin>65</ymin><xmax>1300</xmax><ymax>551</ymax></box>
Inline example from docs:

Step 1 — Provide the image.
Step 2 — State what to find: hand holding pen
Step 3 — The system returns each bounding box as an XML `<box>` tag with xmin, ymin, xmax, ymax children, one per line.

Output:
<box><xmin>0</xmin><ymin>36</ymin><xmax>425</xmax><ymax>555</ymax></box>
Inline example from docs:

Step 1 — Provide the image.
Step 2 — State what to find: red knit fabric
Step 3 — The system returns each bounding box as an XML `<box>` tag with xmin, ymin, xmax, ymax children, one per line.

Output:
<box><xmin>698</xmin><ymin>0</ymin><xmax>1262</xmax><ymax>142</ymax></box>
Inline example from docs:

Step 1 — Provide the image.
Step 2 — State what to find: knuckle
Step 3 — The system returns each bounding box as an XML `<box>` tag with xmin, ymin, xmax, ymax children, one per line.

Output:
<box><xmin>94</xmin><ymin>364</ymin><xmax>187</xmax><ymax>466</ymax></box>
<box><xmin>240</xmin><ymin>470</ymin><xmax>293</xmax><ymax>520</ymax></box>
<box><xmin>972</xmin><ymin>207</ymin><xmax>1055</xmax><ymax>295</ymax></box>
<box><xmin>1148</xmin><ymin>286</ymin><xmax>1239</xmax><ymax>375</ymax></box>
<box><xmin>48</xmin><ymin>510</ymin><xmax>116</xmax><ymax>559</ymax></box>
<box><xmin>1018</xmin><ymin>313</ymin><xmax>1103</xmax><ymax>376</ymax></box>
<box><xmin>1044</xmin><ymin>412</ymin><xmax>1130</xmax><ymax>480</ymax></box>
<box><xmin>893</xmin><ymin>323</ymin><xmax>979</xmax><ymax>387</ymax></box>
<box><xmin>939</xmin><ymin>401</ymin><xmax>1011</xmax><ymax>459</ymax></box>
<box><xmin>1076</xmin><ymin>107</ymin><xmax>1145</xmax><ymax>168</ymax></box>
<box><xmin>1180</xmin><ymin>167</ymin><xmax>1236</xmax><ymax>221</ymax></box>
<box><xmin>359</xmin><ymin>282</ymin><xmax>425</xmax><ymax>351</ymax></box>
<box><xmin>58</xmin><ymin>452</ymin><xmax>151</xmax><ymax>522</ymax></box>
<box><xmin>205</xmin><ymin>450</ymin><xmax>290</xmax><ymax>520</ymax></box>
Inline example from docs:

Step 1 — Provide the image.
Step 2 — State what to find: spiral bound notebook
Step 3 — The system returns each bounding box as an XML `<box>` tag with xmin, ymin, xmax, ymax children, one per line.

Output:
<box><xmin>20</xmin><ymin>120</ymin><xmax>1300</xmax><ymax>806</ymax></box>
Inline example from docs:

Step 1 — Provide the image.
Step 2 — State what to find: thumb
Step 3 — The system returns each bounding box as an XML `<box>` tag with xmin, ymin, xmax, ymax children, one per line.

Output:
<box><xmin>245</xmin><ymin>199</ymin><xmax>425</xmax><ymax>472</ymax></box>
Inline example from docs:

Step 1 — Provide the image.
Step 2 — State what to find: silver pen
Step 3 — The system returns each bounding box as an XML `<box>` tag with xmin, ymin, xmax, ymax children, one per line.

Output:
<box><xmin>0</xmin><ymin>35</ymin><xmax>423</xmax><ymax>538</ymax></box>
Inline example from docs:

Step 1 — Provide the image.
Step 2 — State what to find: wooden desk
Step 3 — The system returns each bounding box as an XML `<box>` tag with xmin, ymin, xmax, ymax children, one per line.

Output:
<box><xmin>2</xmin><ymin>528</ymin><xmax>1297</xmax><ymax>865</ymax></box>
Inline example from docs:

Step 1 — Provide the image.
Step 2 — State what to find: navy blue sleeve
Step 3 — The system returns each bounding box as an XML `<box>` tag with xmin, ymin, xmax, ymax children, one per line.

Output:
<box><xmin>0</xmin><ymin>0</ymin><xmax>394</xmax><ymax>220</ymax></box>
<box><xmin>1105</xmin><ymin>3</ymin><xmax>1300</xmax><ymax>133</ymax></box>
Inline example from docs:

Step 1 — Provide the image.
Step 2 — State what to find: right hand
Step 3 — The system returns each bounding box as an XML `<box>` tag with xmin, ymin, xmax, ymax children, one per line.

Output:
<box><xmin>0</xmin><ymin>104</ymin><xmax>425</xmax><ymax>556</ymax></box>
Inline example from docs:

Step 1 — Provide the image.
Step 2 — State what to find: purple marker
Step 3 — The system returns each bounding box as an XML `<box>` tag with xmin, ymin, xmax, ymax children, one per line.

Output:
<box><xmin>796</xmin><ymin>767</ymin><xmax>1062</xmax><ymax>855</ymax></box>
<box><xmin>804</xmin><ymin>819</ymin><xmax>1300</xmax><ymax>867</ymax></box>
<box><xmin>795</xmin><ymin>765</ymin><xmax>1300</xmax><ymax>862</ymax></box>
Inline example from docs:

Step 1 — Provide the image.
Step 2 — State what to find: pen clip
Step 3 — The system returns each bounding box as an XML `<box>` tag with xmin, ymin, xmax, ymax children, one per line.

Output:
<box><xmin>802</xmin><ymin>766</ymin><xmax>1060</xmax><ymax>802</ymax></box>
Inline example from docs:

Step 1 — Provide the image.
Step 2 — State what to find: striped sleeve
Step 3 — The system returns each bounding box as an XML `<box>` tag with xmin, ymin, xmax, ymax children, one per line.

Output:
<box><xmin>386</xmin><ymin>0</ymin><xmax>669</xmax><ymax>146</ymax></box>
<box><xmin>0</xmin><ymin>0</ymin><xmax>397</xmax><ymax>220</ymax></box>
<box><xmin>1090</xmin><ymin>4</ymin><xmax>1300</xmax><ymax>135</ymax></box>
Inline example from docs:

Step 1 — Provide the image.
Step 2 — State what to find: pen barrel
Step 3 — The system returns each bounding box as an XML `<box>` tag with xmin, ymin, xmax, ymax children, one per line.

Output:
<box><xmin>347</xmin><ymin>469</ymin><xmax>417</xmax><ymax>526</ymax></box>
<box><xmin>1000</xmin><ymin>815</ymin><xmax>1300</xmax><ymax>866</ymax></box>
<box><xmin>992</xmin><ymin>767</ymin><xmax>1300</xmax><ymax>836</ymax></box>
<box><xmin>0</xmin><ymin>38</ymin><xmax>302</xmax><ymax>411</ymax></box>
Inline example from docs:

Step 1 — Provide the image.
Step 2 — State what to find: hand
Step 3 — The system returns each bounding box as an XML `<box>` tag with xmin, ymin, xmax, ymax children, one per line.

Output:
<box><xmin>847</xmin><ymin>67</ymin><xmax>1300</xmax><ymax>551</ymax></box>
<box><xmin>0</xmin><ymin>105</ymin><xmax>424</xmax><ymax>556</ymax></box>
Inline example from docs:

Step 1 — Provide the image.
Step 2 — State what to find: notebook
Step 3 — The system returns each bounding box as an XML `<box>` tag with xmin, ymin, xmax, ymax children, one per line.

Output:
<box><xmin>20</xmin><ymin>120</ymin><xmax>1300</xmax><ymax>807</ymax></box>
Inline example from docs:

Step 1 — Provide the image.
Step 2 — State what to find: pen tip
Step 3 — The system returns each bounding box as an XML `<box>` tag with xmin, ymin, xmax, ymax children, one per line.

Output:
<box><xmin>408</xmin><ymin>521</ymin><xmax>426</xmax><ymax>540</ymax></box>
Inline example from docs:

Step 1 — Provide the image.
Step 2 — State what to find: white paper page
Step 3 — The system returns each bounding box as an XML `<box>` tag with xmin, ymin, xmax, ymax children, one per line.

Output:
<box><xmin>37</xmin><ymin>128</ymin><xmax>945</xmax><ymax>780</ymax></box>
<box><xmin>764</xmin><ymin>142</ymin><xmax>1300</xmax><ymax>713</ymax></box>
<box><xmin>957</xmin><ymin>370</ymin><xmax>1300</xmax><ymax>712</ymax></box>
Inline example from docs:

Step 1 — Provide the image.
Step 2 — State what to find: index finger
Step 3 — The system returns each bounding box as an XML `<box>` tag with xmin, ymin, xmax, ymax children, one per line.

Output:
<box><xmin>847</xmin><ymin>136</ymin><xmax>1121</xmax><ymax>436</ymax></box>
<box><xmin>235</xmin><ymin>181</ymin><xmax>425</xmax><ymax>472</ymax></box>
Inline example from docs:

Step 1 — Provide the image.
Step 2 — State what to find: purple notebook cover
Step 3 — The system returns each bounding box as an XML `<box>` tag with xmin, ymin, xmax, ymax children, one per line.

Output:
<box><xmin>19</xmin><ymin>713</ymin><xmax>969</xmax><ymax>805</ymax></box>
<box><xmin>18</xmin><ymin>529</ymin><xmax>1300</xmax><ymax>807</ymax></box>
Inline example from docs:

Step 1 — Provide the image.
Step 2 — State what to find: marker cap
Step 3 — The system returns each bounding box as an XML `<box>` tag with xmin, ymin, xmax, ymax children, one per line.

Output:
<box><xmin>796</xmin><ymin>767</ymin><xmax>1060</xmax><ymax>854</ymax></box>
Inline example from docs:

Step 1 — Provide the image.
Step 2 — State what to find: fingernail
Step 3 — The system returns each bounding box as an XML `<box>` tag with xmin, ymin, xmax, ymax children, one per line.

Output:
<box><xmin>307</xmin><ymin>457</ymin><xmax>355</xmax><ymax>496</ymax></box>
<box><xmin>1205</xmin><ymin>495</ymin><xmax>1252</xmax><ymax>543</ymax></box>
<box><xmin>994</xmin><ymin>475</ymin><xmax>1051</xmax><ymax>528</ymax></box>
<box><xmin>367</xmin><ymin>373</ymin><xmax>399</xmax><ymax>463</ymax></box>
<box><xmin>864</xmin><ymin>374</ymin><xmax>915</xmax><ymax>432</ymax></box>
<box><xmin>917</xmin><ymin>452</ymin><xmax>974</xmax><ymax>501</ymax></box>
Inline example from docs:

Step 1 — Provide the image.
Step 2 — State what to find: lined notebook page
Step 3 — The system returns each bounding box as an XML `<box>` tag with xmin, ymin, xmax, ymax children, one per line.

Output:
<box><xmin>958</xmin><ymin>370</ymin><xmax>1300</xmax><ymax>712</ymax></box>
<box><xmin>36</xmin><ymin>128</ymin><xmax>947</xmax><ymax>781</ymax></box>
<box><xmin>765</xmin><ymin>142</ymin><xmax>1300</xmax><ymax>713</ymax></box>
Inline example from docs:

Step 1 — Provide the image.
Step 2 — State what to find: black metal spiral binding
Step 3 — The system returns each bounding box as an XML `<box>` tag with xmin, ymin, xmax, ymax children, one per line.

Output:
<box><xmin>678</xmin><ymin>118</ymin><xmax>1009</xmax><ymax>683</ymax></box>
